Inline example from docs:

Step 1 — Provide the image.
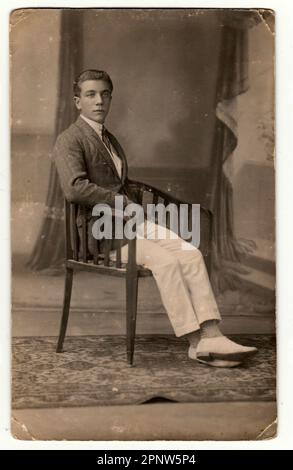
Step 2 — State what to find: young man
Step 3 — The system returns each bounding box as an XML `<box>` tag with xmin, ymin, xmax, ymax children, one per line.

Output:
<box><xmin>53</xmin><ymin>69</ymin><xmax>258</xmax><ymax>367</ymax></box>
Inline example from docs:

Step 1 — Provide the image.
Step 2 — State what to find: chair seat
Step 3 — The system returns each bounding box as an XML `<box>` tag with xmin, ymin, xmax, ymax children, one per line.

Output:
<box><xmin>66</xmin><ymin>258</ymin><xmax>153</xmax><ymax>277</ymax></box>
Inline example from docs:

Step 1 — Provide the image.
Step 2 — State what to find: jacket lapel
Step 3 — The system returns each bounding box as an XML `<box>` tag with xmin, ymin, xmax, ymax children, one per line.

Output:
<box><xmin>75</xmin><ymin>116</ymin><xmax>125</xmax><ymax>181</ymax></box>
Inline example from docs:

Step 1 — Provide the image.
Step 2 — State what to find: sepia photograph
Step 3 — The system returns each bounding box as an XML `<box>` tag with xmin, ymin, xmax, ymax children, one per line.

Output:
<box><xmin>10</xmin><ymin>7</ymin><xmax>276</xmax><ymax>441</ymax></box>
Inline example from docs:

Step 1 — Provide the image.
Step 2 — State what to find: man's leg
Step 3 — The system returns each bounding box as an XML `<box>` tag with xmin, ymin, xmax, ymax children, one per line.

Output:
<box><xmin>142</xmin><ymin>222</ymin><xmax>257</xmax><ymax>364</ymax></box>
<box><xmin>120</xmin><ymin>237</ymin><xmax>247</xmax><ymax>367</ymax></box>
<box><xmin>117</xmin><ymin>222</ymin><xmax>239</xmax><ymax>367</ymax></box>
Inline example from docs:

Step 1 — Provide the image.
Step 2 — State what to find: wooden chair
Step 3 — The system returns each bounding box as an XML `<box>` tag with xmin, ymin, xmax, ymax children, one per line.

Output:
<box><xmin>56</xmin><ymin>179</ymin><xmax>213</xmax><ymax>365</ymax></box>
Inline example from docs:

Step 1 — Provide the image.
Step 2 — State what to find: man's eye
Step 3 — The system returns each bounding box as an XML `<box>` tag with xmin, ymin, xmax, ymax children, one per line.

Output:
<box><xmin>102</xmin><ymin>92</ymin><xmax>111</xmax><ymax>98</ymax></box>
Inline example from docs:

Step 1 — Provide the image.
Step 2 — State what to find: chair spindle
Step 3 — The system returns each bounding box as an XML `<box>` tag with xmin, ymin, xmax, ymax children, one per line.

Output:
<box><xmin>80</xmin><ymin>208</ymin><xmax>88</xmax><ymax>263</ymax></box>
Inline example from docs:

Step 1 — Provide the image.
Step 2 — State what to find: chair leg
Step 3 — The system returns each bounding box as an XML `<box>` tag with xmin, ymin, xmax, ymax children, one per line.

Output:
<box><xmin>56</xmin><ymin>267</ymin><xmax>73</xmax><ymax>353</ymax></box>
<box><xmin>126</xmin><ymin>272</ymin><xmax>138</xmax><ymax>366</ymax></box>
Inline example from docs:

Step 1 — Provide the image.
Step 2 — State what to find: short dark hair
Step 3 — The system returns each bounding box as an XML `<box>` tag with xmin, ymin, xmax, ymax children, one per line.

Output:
<box><xmin>73</xmin><ymin>69</ymin><xmax>113</xmax><ymax>97</ymax></box>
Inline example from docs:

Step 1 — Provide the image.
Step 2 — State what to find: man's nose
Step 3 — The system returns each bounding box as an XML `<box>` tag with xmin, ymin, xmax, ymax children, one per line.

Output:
<box><xmin>95</xmin><ymin>93</ymin><xmax>104</xmax><ymax>104</ymax></box>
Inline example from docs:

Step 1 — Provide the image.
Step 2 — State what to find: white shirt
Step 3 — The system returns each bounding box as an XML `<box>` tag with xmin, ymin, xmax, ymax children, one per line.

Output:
<box><xmin>80</xmin><ymin>114</ymin><xmax>122</xmax><ymax>179</ymax></box>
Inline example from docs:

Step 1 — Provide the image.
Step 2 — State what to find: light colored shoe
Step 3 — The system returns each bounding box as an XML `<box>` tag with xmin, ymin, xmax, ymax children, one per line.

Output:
<box><xmin>188</xmin><ymin>345</ymin><xmax>241</xmax><ymax>368</ymax></box>
<box><xmin>196</xmin><ymin>336</ymin><xmax>258</xmax><ymax>362</ymax></box>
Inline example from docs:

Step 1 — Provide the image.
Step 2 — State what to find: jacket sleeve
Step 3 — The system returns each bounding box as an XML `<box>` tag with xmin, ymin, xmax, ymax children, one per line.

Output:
<box><xmin>53</xmin><ymin>131</ymin><xmax>127</xmax><ymax>208</ymax></box>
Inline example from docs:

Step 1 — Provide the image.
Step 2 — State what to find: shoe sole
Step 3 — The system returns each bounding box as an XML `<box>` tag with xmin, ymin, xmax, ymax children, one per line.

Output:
<box><xmin>196</xmin><ymin>358</ymin><xmax>241</xmax><ymax>368</ymax></box>
<box><xmin>196</xmin><ymin>348</ymin><xmax>258</xmax><ymax>362</ymax></box>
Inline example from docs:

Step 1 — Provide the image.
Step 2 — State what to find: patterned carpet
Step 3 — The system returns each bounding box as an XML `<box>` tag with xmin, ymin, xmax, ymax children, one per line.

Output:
<box><xmin>12</xmin><ymin>335</ymin><xmax>276</xmax><ymax>409</ymax></box>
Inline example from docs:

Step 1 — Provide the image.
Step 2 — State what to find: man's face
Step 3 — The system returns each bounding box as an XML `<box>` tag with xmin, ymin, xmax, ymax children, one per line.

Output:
<box><xmin>74</xmin><ymin>79</ymin><xmax>112</xmax><ymax>124</ymax></box>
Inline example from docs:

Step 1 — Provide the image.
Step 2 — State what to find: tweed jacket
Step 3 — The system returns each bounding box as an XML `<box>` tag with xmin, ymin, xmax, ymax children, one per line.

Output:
<box><xmin>53</xmin><ymin>116</ymin><xmax>137</xmax><ymax>253</ymax></box>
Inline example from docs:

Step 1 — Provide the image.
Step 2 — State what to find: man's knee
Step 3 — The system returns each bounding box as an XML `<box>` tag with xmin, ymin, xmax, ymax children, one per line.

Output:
<box><xmin>180</xmin><ymin>245</ymin><xmax>203</xmax><ymax>263</ymax></box>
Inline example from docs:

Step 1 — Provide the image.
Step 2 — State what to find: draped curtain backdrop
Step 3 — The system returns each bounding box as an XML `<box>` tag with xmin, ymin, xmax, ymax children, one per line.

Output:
<box><xmin>28</xmin><ymin>10</ymin><xmax>83</xmax><ymax>273</ymax></box>
<box><xmin>209</xmin><ymin>11</ymin><xmax>261</xmax><ymax>292</ymax></box>
<box><xmin>28</xmin><ymin>9</ymin><xmax>260</xmax><ymax>290</ymax></box>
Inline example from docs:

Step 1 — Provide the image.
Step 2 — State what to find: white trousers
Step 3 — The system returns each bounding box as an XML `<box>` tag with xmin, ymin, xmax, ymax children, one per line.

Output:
<box><xmin>119</xmin><ymin>221</ymin><xmax>221</xmax><ymax>337</ymax></box>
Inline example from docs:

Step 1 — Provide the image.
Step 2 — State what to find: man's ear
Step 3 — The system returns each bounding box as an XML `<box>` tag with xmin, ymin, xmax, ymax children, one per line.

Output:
<box><xmin>73</xmin><ymin>96</ymin><xmax>81</xmax><ymax>110</ymax></box>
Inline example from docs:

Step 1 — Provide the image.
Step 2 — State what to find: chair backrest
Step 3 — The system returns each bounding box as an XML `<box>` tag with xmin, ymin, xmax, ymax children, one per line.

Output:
<box><xmin>64</xmin><ymin>201</ymin><xmax>124</xmax><ymax>269</ymax></box>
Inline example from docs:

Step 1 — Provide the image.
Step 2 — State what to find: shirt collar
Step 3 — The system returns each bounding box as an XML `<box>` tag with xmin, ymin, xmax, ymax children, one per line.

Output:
<box><xmin>80</xmin><ymin>114</ymin><xmax>104</xmax><ymax>137</ymax></box>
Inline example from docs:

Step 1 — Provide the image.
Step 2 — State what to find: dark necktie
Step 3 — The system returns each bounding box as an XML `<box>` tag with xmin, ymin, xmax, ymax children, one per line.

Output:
<box><xmin>101</xmin><ymin>126</ymin><xmax>122</xmax><ymax>179</ymax></box>
<box><xmin>102</xmin><ymin>127</ymin><xmax>112</xmax><ymax>154</ymax></box>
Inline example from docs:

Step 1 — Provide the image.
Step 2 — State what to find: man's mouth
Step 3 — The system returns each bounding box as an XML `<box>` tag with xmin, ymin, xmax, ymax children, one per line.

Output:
<box><xmin>93</xmin><ymin>110</ymin><xmax>104</xmax><ymax>113</ymax></box>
